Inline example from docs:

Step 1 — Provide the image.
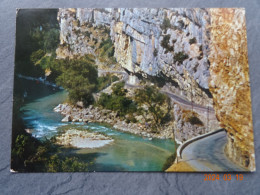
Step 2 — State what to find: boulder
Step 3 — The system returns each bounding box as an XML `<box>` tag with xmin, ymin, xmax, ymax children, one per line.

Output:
<box><xmin>62</xmin><ymin>115</ymin><xmax>72</xmax><ymax>122</ymax></box>
<box><xmin>76</xmin><ymin>101</ymin><xmax>84</xmax><ymax>108</ymax></box>
<box><xmin>53</xmin><ymin>104</ymin><xmax>62</xmax><ymax>112</ymax></box>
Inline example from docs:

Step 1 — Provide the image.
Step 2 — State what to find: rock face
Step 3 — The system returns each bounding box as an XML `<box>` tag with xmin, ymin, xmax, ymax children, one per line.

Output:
<box><xmin>208</xmin><ymin>8</ymin><xmax>255</xmax><ymax>171</ymax></box>
<box><xmin>173</xmin><ymin>104</ymin><xmax>207</xmax><ymax>142</ymax></box>
<box><xmin>56</xmin><ymin>8</ymin><xmax>213</xmax><ymax>106</ymax></box>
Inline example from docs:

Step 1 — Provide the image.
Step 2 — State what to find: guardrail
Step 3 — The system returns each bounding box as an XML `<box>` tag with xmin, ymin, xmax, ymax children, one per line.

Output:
<box><xmin>176</xmin><ymin>129</ymin><xmax>225</xmax><ymax>162</ymax></box>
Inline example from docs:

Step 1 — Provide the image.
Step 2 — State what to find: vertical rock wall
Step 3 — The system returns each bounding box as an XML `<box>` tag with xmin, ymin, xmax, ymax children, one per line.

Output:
<box><xmin>56</xmin><ymin>8</ymin><xmax>213</xmax><ymax>106</ymax></box>
<box><xmin>209</xmin><ymin>8</ymin><xmax>255</xmax><ymax>171</ymax></box>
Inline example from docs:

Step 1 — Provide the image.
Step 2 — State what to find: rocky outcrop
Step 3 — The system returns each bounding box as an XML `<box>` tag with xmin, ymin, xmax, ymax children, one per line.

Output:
<box><xmin>172</xmin><ymin>103</ymin><xmax>219</xmax><ymax>142</ymax></box>
<box><xmin>54</xmin><ymin>102</ymin><xmax>212</xmax><ymax>141</ymax></box>
<box><xmin>54</xmin><ymin>103</ymin><xmax>174</xmax><ymax>139</ymax></box>
<box><xmin>56</xmin><ymin>8</ymin><xmax>213</xmax><ymax>106</ymax></box>
<box><xmin>208</xmin><ymin>8</ymin><xmax>255</xmax><ymax>171</ymax></box>
<box><xmin>56</xmin><ymin>129</ymin><xmax>113</xmax><ymax>148</ymax></box>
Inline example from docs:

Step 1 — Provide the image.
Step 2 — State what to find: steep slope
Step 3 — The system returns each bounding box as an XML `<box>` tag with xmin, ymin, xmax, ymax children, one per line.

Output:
<box><xmin>56</xmin><ymin>8</ymin><xmax>213</xmax><ymax>106</ymax></box>
<box><xmin>208</xmin><ymin>8</ymin><xmax>255</xmax><ymax>171</ymax></box>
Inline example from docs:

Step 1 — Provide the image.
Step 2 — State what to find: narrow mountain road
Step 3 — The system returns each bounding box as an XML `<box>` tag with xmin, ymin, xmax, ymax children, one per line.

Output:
<box><xmin>98</xmin><ymin>69</ymin><xmax>214</xmax><ymax>113</ymax></box>
<box><xmin>181</xmin><ymin>130</ymin><xmax>248</xmax><ymax>171</ymax></box>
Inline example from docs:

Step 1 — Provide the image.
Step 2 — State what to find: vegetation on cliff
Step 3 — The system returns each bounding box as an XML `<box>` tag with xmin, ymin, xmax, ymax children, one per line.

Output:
<box><xmin>15</xmin><ymin>9</ymin><xmax>60</xmax><ymax>77</ymax></box>
<box><xmin>98</xmin><ymin>81</ymin><xmax>137</xmax><ymax>118</ymax></box>
<box><xmin>135</xmin><ymin>86</ymin><xmax>172</xmax><ymax>131</ymax></box>
<box><xmin>161</xmin><ymin>16</ymin><xmax>171</xmax><ymax>33</ymax></box>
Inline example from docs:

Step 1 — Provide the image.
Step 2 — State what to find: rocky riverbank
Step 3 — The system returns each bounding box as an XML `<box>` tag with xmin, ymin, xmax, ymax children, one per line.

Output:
<box><xmin>53</xmin><ymin>100</ymin><xmax>216</xmax><ymax>142</ymax></box>
<box><xmin>54</xmin><ymin>103</ymin><xmax>175</xmax><ymax>139</ymax></box>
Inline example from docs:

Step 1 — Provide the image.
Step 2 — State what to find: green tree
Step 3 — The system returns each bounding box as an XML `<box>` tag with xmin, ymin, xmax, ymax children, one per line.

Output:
<box><xmin>134</xmin><ymin>86</ymin><xmax>171</xmax><ymax>129</ymax></box>
<box><xmin>52</xmin><ymin>56</ymin><xmax>98</xmax><ymax>106</ymax></box>
<box><xmin>43</xmin><ymin>28</ymin><xmax>60</xmax><ymax>52</ymax></box>
<box><xmin>98</xmin><ymin>82</ymin><xmax>137</xmax><ymax>116</ymax></box>
<box><xmin>111</xmin><ymin>81</ymin><xmax>127</xmax><ymax>96</ymax></box>
<box><xmin>30</xmin><ymin>49</ymin><xmax>45</xmax><ymax>65</ymax></box>
<box><xmin>61</xmin><ymin>157</ymin><xmax>89</xmax><ymax>172</ymax></box>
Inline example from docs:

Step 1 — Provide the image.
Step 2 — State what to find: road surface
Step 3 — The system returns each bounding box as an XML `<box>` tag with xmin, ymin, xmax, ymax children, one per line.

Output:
<box><xmin>181</xmin><ymin>130</ymin><xmax>248</xmax><ymax>171</ymax></box>
<box><xmin>98</xmin><ymin>69</ymin><xmax>214</xmax><ymax>113</ymax></box>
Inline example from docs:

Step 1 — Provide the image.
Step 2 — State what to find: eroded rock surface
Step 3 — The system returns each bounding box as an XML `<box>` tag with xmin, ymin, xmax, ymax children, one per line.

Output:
<box><xmin>56</xmin><ymin>8</ymin><xmax>213</xmax><ymax>106</ymax></box>
<box><xmin>209</xmin><ymin>8</ymin><xmax>255</xmax><ymax>171</ymax></box>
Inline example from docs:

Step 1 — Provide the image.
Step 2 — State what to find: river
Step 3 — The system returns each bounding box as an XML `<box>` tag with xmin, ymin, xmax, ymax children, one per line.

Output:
<box><xmin>19</xmin><ymin>78</ymin><xmax>176</xmax><ymax>171</ymax></box>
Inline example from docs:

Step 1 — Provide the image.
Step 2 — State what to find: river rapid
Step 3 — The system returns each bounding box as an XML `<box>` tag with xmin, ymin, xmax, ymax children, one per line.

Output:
<box><xmin>19</xmin><ymin>78</ymin><xmax>176</xmax><ymax>171</ymax></box>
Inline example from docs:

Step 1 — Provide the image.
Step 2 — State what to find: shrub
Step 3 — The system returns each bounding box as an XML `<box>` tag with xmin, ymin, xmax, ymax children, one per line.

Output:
<box><xmin>60</xmin><ymin>157</ymin><xmax>89</xmax><ymax>172</ymax></box>
<box><xmin>30</xmin><ymin>49</ymin><xmax>45</xmax><ymax>65</ymax></box>
<box><xmin>99</xmin><ymin>38</ymin><xmax>112</xmax><ymax>49</ymax></box>
<box><xmin>111</xmin><ymin>75</ymin><xmax>119</xmax><ymax>82</ymax></box>
<box><xmin>107</xmin><ymin>47</ymin><xmax>115</xmax><ymax>58</ymax></box>
<box><xmin>182</xmin><ymin>110</ymin><xmax>204</xmax><ymax>126</ymax></box>
<box><xmin>162</xmin><ymin>152</ymin><xmax>176</xmax><ymax>171</ymax></box>
<box><xmin>98</xmin><ymin>37</ymin><xmax>116</xmax><ymax>63</ymax></box>
<box><xmin>96</xmin><ymin>74</ymin><xmax>119</xmax><ymax>91</ymax></box>
<box><xmin>189</xmin><ymin>37</ymin><xmax>197</xmax><ymax>44</ymax></box>
<box><xmin>98</xmin><ymin>82</ymin><xmax>137</xmax><ymax>116</ymax></box>
<box><xmin>188</xmin><ymin>116</ymin><xmax>204</xmax><ymax>126</ymax></box>
<box><xmin>43</xmin><ymin>28</ymin><xmax>60</xmax><ymax>52</ymax></box>
<box><xmin>111</xmin><ymin>81</ymin><xmax>127</xmax><ymax>96</ymax></box>
<box><xmin>12</xmin><ymin>135</ymin><xmax>36</xmax><ymax>161</ymax></box>
<box><xmin>102</xmin><ymin>27</ymin><xmax>110</xmax><ymax>35</ymax></box>
<box><xmin>47</xmin><ymin>155</ymin><xmax>89</xmax><ymax>172</ymax></box>
<box><xmin>84</xmin><ymin>31</ymin><xmax>91</xmax><ymax>38</ymax></box>
<box><xmin>173</xmin><ymin>52</ymin><xmax>189</xmax><ymax>64</ymax></box>
<box><xmin>126</xmin><ymin>114</ymin><xmax>137</xmax><ymax>124</ymax></box>
<box><xmin>153</xmin><ymin>48</ymin><xmax>158</xmax><ymax>57</ymax></box>
<box><xmin>161</xmin><ymin>35</ymin><xmax>170</xmax><ymax>49</ymax></box>
<box><xmin>161</xmin><ymin>35</ymin><xmax>174</xmax><ymax>53</ymax></box>
<box><xmin>161</xmin><ymin>17</ymin><xmax>171</xmax><ymax>33</ymax></box>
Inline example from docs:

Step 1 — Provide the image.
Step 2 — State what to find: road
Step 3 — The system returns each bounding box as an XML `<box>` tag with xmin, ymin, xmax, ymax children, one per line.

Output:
<box><xmin>98</xmin><ymin>69</ymin><xmax>214</xmax><ymax>113</ymax></box>
<box><xmin>181</xmin><ymin>130</ymin><xmax>248</xmax><ymax>171</ymax></box>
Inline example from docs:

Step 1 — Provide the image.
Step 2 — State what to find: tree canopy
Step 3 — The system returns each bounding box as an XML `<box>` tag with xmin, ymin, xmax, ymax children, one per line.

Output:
<box><xmin>135</xmin><ymin>85</ymin><xmax>171</xmax><ymax>128</ymax></box>
<box><xmin>52</xmin><ymin>56</ymin><xmax>98</xmax><ymax>106</ymax></box>
<box><xmin>98</xmin><ymin>81</ymin><xmax>137</xmax><ymax>116</ymax></box>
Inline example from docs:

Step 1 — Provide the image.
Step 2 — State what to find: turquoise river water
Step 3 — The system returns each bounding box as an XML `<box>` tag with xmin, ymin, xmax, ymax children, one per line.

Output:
<box><xmin>20</xmin><ymin>79</ymin><xmax>176</xmax><ymax>171</ymax></box>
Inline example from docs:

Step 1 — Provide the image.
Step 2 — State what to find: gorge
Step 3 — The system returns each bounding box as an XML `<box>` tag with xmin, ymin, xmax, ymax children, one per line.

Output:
<box><xmin>12</xmin><ymin>8</ymin><xmax>255</xmax><ymax>172</ymax></box>
<box><xmin>55</xmin><ymin>8</ymin><xmax>255</xmax><ymax>171</ymax></box>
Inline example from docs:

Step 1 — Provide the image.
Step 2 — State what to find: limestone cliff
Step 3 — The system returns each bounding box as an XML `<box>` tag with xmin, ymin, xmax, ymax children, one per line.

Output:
<box><xmin>208</xmin><ymin>8</ymin><xmax>255</xmax><ymax>171</ymax></box>
<box><xmin>56</xmin><ymin>8</ymin><xmax>213</xmax><ymax>106</ymax></box>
